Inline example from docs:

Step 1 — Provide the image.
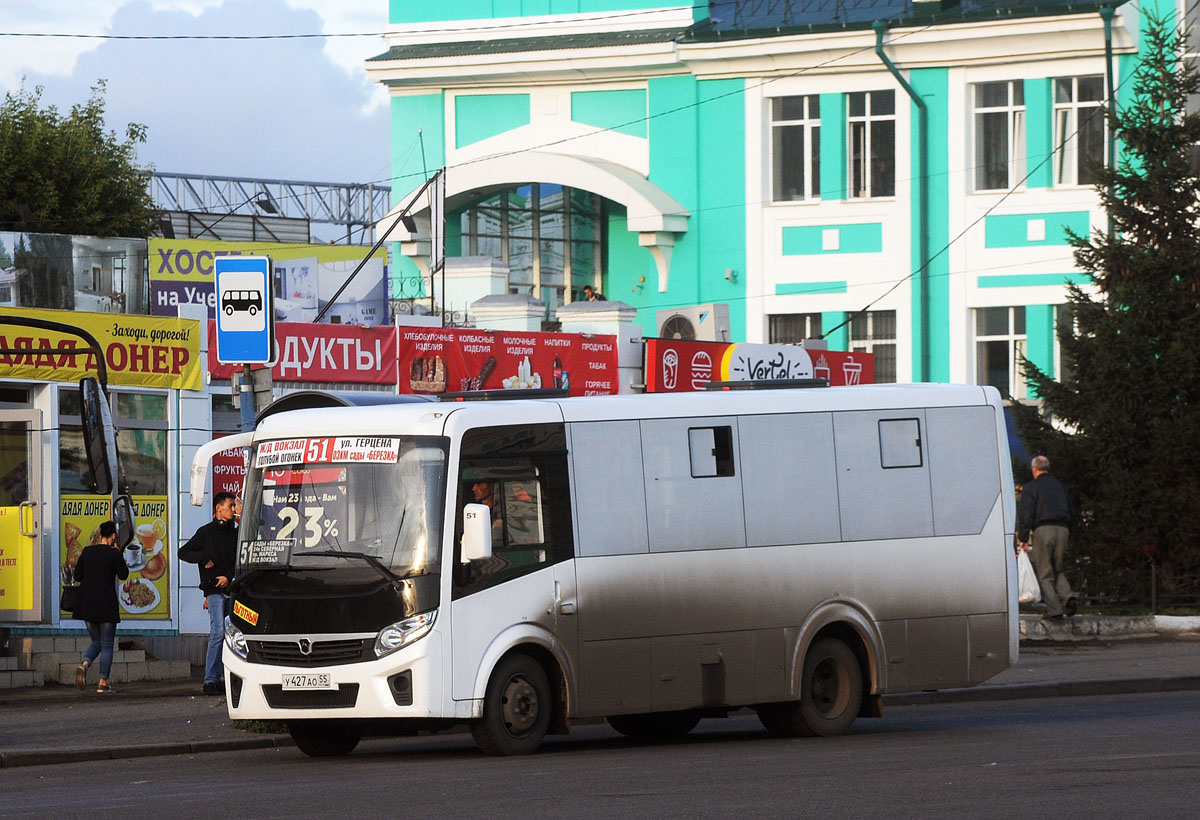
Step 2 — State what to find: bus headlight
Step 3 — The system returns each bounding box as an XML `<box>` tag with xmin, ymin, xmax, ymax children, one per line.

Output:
<box><xmin>375</xmin><ymin>611</ymin><xmax>436</xmax><ymax>658</ymax></box>
<box><xmin>224</xmin><ymin>616</ymin><xmax>248</xmax><ymax>659</ymax></box>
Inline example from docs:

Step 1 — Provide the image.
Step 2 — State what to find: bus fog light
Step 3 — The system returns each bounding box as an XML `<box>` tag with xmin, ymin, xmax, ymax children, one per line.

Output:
<box><xmin>224</xmin><ymin>616</ymin><xmax>248</xmax><ymax>659</ymax></box>
<box><xmin>375</xmin><ymin>611</ymin><xmax>436</xmax><ymax>658</ymax></box>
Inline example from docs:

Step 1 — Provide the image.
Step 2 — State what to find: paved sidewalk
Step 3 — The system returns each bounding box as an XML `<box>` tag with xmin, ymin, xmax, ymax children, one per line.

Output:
<box><xmin>2</xmin><ymin>626</ymin><xmax>1198</xmax><ymax>768</ymax></box>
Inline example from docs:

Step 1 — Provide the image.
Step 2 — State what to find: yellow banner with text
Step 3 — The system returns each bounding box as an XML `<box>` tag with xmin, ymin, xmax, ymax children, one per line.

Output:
<box><xmin>0</xmin><ymin>307</ymin><xmax>201</xmax><ymax>391</ymax></box>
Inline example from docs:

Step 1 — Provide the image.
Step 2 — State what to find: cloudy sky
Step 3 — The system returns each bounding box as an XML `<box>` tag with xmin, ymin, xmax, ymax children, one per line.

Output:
<box><xmin>0</xmin><ymin>0</ymin><xmax>391</xmax><ymax>186</ymax></box>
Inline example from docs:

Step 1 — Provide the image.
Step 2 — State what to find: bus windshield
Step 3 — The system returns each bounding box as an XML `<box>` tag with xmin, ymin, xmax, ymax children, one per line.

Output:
<box><xmin>240</xmin><ymin>435</ymin><xmax>448</xmax><ymax>577</ymax></box>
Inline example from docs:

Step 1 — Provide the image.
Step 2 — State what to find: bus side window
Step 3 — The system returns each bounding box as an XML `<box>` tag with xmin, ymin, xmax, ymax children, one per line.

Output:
<box><xmin>502</xmin><ymin>480</ymin><xmax>544</xmax><ymax>545</ymax></box>
<box><xmin>453</xmin><ymin>423</ymin><xmax>574</xmax><ymax>598</ymax></box>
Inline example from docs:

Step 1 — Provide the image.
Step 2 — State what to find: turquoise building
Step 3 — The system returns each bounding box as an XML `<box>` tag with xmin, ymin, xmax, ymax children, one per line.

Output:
<box><xmin>366</xmin><ymin>0</ymin><xmax>1176</xmax><ymax>389</ymax></box>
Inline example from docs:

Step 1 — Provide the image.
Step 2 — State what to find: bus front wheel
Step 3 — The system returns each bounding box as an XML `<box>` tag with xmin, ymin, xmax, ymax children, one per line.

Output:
<box><xmin>757</xmin><ymin>637</ymin><xmax>862</xmax><ymax>738</ymax></box>
<box><xmin>286</xmin><ymin>719</ymin><xmax>361</xmax><ymax>757</ymax></box>
<box><xmin>471</xmin><ymin>654</ymin><xmax>552</xmax><ymax>755</ymax></box>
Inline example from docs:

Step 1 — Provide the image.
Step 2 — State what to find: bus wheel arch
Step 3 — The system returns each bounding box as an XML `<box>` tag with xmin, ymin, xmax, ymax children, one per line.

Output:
<box><xmin>758</xmin><ymin>605</ymin><xmax>881</xmax><ymax>737</ymax></box>
<box><xmin>470</xmin><ymin>649</ymin><xmax>559</xmax><ymax>755</ymax></box>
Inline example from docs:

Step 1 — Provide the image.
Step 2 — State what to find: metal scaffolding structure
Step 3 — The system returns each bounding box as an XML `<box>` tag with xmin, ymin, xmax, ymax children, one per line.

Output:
<box><xmin>149</xmin><ymin>172</ymin><xmax>392</xmax><ymax>244</ymax></box>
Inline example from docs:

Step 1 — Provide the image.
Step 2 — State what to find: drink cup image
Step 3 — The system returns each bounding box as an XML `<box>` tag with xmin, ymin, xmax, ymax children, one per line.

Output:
<box><xmin>843</xmin><ymin>360</ymin><xmax>863</xmax><ymax>386</ymax></box>
<box><xmin>136</xmin><ymin>523</ymin><xmax>157</xmax><ymax>551</ymax></box>
<box><xmin>126</xmin><ymin>543</ymin><xmax>143</xmax><ymax>566</ymax></box>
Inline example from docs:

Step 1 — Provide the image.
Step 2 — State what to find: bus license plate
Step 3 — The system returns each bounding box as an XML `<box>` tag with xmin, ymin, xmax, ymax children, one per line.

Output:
<box><xmin>281</xmin><ymin>673</ymin><xmax>335</xmax><ymax>690</ymax></box>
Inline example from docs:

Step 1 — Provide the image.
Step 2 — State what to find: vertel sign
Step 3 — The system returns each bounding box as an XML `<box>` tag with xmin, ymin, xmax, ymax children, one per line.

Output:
<box><xmin>0</xmin><ymin>307</ymin><xmax>203</xmax><ymax>390</ymax></box>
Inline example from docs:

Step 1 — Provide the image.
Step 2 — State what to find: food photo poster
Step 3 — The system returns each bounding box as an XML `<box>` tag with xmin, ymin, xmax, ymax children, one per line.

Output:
<box><xmin>61</xmin><ymin>496</ymin><xmax>170</xmax><ymax>619</ymax></box>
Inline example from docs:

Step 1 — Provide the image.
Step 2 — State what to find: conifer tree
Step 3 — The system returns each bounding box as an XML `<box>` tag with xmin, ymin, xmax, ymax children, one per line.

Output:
<box><xmin>1012</xmin><ymin>11</ymin><xmax>1200</xmax><ymax>601</ymax></box>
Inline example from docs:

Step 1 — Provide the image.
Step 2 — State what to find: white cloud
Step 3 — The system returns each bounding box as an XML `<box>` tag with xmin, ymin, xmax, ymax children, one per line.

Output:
<box><xmin>1</xmin><ymin>0</ymin><xmax>389</xmax><ymax>112</ymax></box>
<box><xmin>4</xmin><ymin>0</ymin><xmax>391</xmax><ymax>185</ymax></box>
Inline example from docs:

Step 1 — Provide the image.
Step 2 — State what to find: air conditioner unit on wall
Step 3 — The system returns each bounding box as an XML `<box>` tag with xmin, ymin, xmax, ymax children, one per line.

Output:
<box><xmin>655</xmin><ymin>303</ymin><xmax>731</xmax><ymax>342</ymax></box>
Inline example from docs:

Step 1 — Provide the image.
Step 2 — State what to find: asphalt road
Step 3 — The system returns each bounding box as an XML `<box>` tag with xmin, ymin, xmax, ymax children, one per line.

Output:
<box><xmin>4</xmin><ymin>690</ymin><xmax>1198</xmax><ymax>819</ymax></box>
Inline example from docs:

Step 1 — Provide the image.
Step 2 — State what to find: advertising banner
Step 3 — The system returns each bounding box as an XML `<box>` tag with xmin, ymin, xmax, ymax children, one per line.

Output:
<box><xmin>0</xmin><ymin>307</ymin><xmax>202</xmax><ymax>390</ymax></box>
<box><xmin>0</xmin><ymin>231</ymin><xmax>149</xmax><ymax>314</ymax></box>
<box><xmin>397</xmin><ymin>327</ymin><xmax>619</xmax><ymax>397</ymax></box>
<box><xmin>150</xmin><ymin>239</ymin><xmax>388</xmax><ymax>325</ymax></box>
<box><xmin>60</xmin><ymin>495</ymin><xmax>171</xmax><ymax>620</ymax></box>
<box><xmin>0</xmin><ymin>506</ymin><xmax>34</xmax><ymax>612</ymax></box>
<box><xmin>644</xmin><ymin>339</ymin><xmax>874</xmax><ymax>392</ymax></box>
<box><xmin>211</xmin><ymin>438</ymin><xmax>247</xmax><ymax>499</ymax></box>
<box><xmin>207</xmin><ymin>321</ymin><xmax>397</xmax><ymax>385</ymax></box>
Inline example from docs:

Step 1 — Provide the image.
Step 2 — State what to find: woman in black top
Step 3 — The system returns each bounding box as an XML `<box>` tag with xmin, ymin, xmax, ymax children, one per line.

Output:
<box><xmin>73</xmin><ymin>521</ymin><xmax>129</xmax><ymax>693</ymax></box>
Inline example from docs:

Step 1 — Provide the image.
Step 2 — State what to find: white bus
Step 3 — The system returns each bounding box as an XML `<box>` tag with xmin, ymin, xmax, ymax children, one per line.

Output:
<box><xmin>196</xmin><ymin>382</ymin><xmax>1017</xmax><ymax>756</ymax></box>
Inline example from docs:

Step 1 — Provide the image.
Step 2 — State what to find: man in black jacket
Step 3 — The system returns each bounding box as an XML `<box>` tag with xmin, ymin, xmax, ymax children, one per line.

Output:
<box><xmin>180</xmin><ymin>492</ymin><xmax>238</xmax><ymax>695</ymax></box>
<box><xmin>1017</xmin><ymin>455</ymin><xmax>1077</xmax><ymax>620</ymax></box>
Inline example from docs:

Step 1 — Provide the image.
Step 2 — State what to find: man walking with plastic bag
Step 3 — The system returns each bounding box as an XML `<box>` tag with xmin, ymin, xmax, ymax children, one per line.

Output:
<box><xmin>1017</xmin><ymin>455</ymin><xmax>1076</xmax><ymax>620</ymax></box>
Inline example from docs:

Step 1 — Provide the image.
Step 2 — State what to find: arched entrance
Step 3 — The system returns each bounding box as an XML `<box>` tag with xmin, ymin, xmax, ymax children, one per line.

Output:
<box><xmin>378</xmin><ymin>151</ymin><xmax>689</xmax><ymax>303</ymax></box>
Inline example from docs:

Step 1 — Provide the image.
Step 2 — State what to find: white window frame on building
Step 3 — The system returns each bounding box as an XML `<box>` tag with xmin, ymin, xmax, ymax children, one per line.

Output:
<box><xmin>974</xmin><ymin>80</ymin><xmax>1025</xmax><ymax>191</ymax></box>
<box><xmin>848</xmin><ymin>90</ymin><xmax>896</xmax><ymax>199</ymax></box>
<box><xmin>1186</xmin><ymin>1</ymin><xmax>1200</xmax><ymax>169</ymax></box>
<box><xmin>850</xmin><ymin>310</ymin><xmax>897</xmax><ymax>383</ymax></box>
<box><xmin>1053</xmin><ymin>75</ymin><xmax>1106</xmax><ymax>187</ymax></box>
<box><xmin>458</xmin><ymin>183</ymin><xmax>603</xmax><ymax>311</ymax></box>
<box><xmin>975</xmin><ymin>306</ymin><xmax>1027</xmax><ymax>400</ymax></box>
<box><xmin>768</xmin><ymin>313</ymin><xmax>822</xmax><ymax>344</ymax></box>
<box><xmin>770</xmin><ymin>95</ymin><xmax>821</xmax><ymax>202</ymax></box>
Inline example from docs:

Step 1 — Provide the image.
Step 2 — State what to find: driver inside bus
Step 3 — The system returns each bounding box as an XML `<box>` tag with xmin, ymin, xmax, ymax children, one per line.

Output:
<box><xmin>470</xmin><ymin>481</ymin><xmax>504</xmax><ymax>544</ymax></box>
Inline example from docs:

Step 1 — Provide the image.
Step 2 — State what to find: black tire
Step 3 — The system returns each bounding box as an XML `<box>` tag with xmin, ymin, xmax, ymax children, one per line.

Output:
<box><xmin>757</xmin><ymin>638</ymin><xmax>862</xmax><ymax>738</ymax></box>
<box><xmin>286</xmin><ymin>720</ymin><xmax>361</xmax><ymax>757</ymax></box>
<box><xmin>249</xmin><ymin>304</ymin><xmax>258</xmax><ymax>315</ymax></box>
<box><xmin>606</xmin><ymin>711</ymin><xmax>701</xmax><ymax>740</ymax></box>
<box><xmin>470</xmin><ymin>654</ymin><xmax>552</xmax><ymax>756</ymax></box>
<box><xmin>224</xmin><ymin>305</ymin><xmax>234</xmax><ymax>316</ymax></box>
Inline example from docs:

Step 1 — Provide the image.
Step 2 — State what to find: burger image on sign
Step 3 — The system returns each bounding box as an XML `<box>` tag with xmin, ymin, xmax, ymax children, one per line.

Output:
<box><xmin>690</xmin><ymin>351</ymin><xmax>713</xmax><ymax>389</ymax></box>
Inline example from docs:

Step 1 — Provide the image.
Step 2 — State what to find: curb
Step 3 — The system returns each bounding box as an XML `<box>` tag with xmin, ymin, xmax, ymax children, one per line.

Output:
<box><xmin>884</xmin><ymin>675</ymin><xmax>1200</xmax><ymax>706</ymax></box>
<box><xmin>1018</xmin><ymin>614</ymin><xmax>1200</xmax><ymax>642</ymax></box>
<box><xmin>5</xmin><ymin>674</ymin><xmax>1200</xmax><ymax>768</ymax></box>
<box><xmin>0</xmin><ymin>734</ymin><xmax>294</xmax><ymax>769</ymax></box>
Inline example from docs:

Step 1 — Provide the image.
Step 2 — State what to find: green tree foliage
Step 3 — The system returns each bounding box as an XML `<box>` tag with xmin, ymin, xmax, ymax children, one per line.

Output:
<box><xmin>0</xmin><ymin>81</ymin><xmax>158</xmax><ymax>238</ymax></box>
<box><xmin>1012</xmin><ymin>12</ymin><xmax>1200</xmax><ymax>601</ymax></box>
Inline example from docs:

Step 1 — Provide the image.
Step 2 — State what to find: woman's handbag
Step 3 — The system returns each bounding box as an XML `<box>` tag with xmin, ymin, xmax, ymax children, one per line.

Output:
<box><xmin>59</xmin><ymin>564</ymin><xmax>80</xmax><ymax>613</ymax></box>
<box><xmin>60</xmin><ymin>583</ymin><xmax>81</xmax><ymax>613</ymax></box>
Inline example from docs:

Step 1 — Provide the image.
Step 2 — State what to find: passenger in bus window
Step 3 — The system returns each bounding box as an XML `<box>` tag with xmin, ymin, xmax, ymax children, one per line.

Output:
<box><xmin>471</xmin><ymin>481</ymin><xmax>504</xmax><ymax>543</ymax></box>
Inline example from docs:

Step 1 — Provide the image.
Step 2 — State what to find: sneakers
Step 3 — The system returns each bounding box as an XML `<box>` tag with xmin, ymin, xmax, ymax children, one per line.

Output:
<box><xmin>1065</xmin><ymin>597</ymin><xmax>1078</xmax><ymax>617</ymax></box>
<box><xmin>202</xmin><ymin>681</ymin><xmax>222</xmax><ymax>696</ymax></box>
<box><xmin>96</xmin><ymin>682</ymin><xmax>115</xmax><ymax>693</ymax></box>
<box><xmin>75</xmin><ymin>664</ymin><xmax>87</xmax><ymax>691</ymax></box>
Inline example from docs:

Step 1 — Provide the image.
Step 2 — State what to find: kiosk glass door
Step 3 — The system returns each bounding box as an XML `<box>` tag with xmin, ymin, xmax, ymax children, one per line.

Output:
<box><xmin>0</xmin><ymin>410</ymin><xmax>43</xmax><ymax>622</ymax></box>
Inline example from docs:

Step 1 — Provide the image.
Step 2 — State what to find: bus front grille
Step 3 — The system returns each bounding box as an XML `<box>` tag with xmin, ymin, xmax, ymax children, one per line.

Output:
<box><xmin>248</xmin><ymin>638</ymin><xmax>373</xmax><ymax>667</ymax></box>
<box><xmin>262</xmin><ymin>683</ymin><xmax>360</xmax><ymax>709</ymax></box>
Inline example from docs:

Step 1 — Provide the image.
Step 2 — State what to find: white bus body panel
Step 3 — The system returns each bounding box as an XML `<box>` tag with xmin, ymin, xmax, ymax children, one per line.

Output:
<box><xmin>226</xmin><ymin>383</ymin><xmax>1016</xmax><ymax>725</ymax></box>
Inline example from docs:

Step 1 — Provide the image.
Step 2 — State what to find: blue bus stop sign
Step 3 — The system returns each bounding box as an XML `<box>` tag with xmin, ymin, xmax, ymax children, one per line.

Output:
<box><xmin>214</xmin><ymin>256</ymin><xmax>275</xmax><ymax>364</ymax></box>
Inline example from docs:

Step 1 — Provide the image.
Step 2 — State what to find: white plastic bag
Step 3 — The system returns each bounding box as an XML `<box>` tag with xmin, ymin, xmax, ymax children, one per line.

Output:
<box><xmin>1017</xmin><ymin>549</ymin><xmax>1041</xmax><ymax>604</ymax></box>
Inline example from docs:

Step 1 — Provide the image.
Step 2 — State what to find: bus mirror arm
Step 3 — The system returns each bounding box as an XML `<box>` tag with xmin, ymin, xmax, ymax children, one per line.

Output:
<box><xmin>189</xmin><ymin>433</ymin><xmax>255</xmax><ymax>506</ymax></box>
<box><xmin>461</xmin><ymin>503</ymin><xmax>493</xmax><ymax>563</ymax></box>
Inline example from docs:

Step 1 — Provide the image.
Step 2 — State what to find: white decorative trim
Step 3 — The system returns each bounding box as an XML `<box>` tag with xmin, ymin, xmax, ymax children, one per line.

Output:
<box><xmin>385</xmin><ymin>6</ymin><xmax>695</xmax><ymax>45</ymax></box>
<box><xmin>379</xmin><ymin>151</ymin><xmax>688</xmax><ymax>287</ymax></box>
<box><xmin>639</xmin><ymin>232</ymin><xmax>676</xmax><ymax>292</ymax></box>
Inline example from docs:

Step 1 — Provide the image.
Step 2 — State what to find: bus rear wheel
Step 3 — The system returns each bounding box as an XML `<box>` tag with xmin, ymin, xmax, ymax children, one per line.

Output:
<box><xmin>471</xmin><ymin>654</ymin><xmax>552</xmax><ymax>755</ymax></box>
<box><xmin>757</xmin><ymin>637</ymin><xmax>862</xmax><ymax>738</ymax></box>
<box><xmin>606</xmin><ymin>711</ymin><xmax>700</xmax><ymax>740</ymax></box>
<box><xmin>286</xmin><ymin>719</ymin><xmax>361</xmax><ymax>757</ymax></box>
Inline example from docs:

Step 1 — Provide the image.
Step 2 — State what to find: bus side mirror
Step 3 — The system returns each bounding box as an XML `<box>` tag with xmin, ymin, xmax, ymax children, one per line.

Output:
<box><xmin>461</xmin><ymin>503</ymin><xmax>493</xmax><ymax>563</ymax></box>
<box><xmin>79</xmin><ymin>376</ymin><xmax>118</xmax><ymax>496</ymax></box>
<box><xmin>112</xmin><ymin>494</ymin><xmax>136</xmax><ymax>549</ymax></box>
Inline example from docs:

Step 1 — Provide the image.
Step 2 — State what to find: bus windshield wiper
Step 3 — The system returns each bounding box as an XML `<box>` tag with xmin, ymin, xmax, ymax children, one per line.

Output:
<box><xmin>304</xmin><ymin>550</ymin><xmax>405</xmax><ymax>591</ymax></box>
